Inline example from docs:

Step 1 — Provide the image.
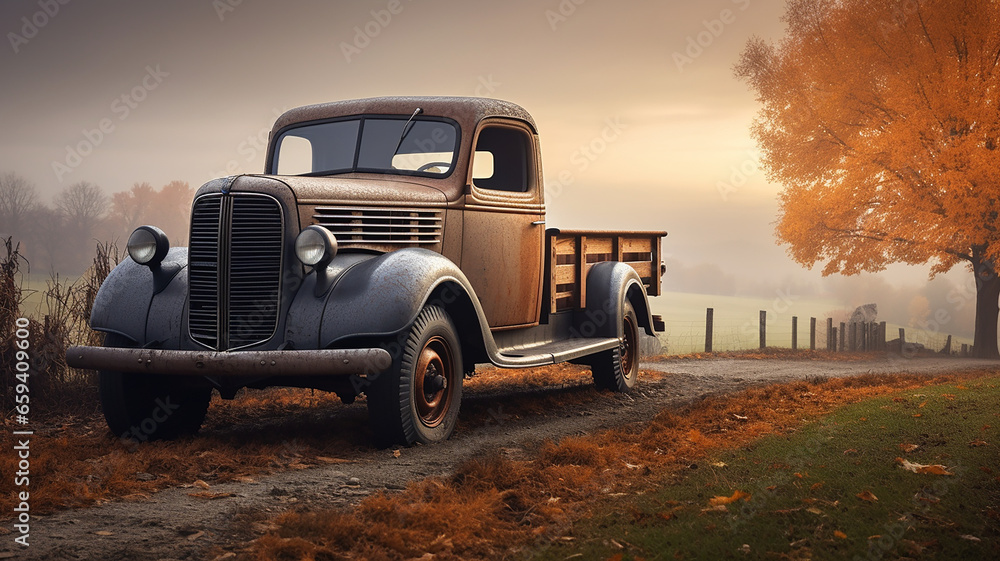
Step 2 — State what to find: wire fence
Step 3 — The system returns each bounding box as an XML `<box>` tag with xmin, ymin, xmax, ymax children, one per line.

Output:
<box><xmin>657</xmin><ymin>308</ymin><xmax>973</xmax><ymax>356</ymax></box>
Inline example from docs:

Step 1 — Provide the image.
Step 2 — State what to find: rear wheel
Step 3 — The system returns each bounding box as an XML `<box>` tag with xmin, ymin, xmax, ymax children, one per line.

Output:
<box><xmin>367</xmin><ymin>306</ymin><xmax>463</xmax><ymax>446</ymax></box>
<box><xmin>591</xmin><ymin>300</ymin><xmax>640</xmax><ymax>392</ymax></box>
<box><xmin>98</xmin><ymin>333</ymin><xmax>212</xmax><ymax>442</ymax></box>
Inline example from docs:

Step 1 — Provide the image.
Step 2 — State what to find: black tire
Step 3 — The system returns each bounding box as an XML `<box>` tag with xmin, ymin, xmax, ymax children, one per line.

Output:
<box><xmin>591</xmin><ymin>300</ymin><xmax>640</xmax><ymax>392</ymax></box>
<box><xmin>98</xmin><ymin>333</ymin><xmax>211</xmax><ymax>442</ymax></box>
<box><xmin>367</xmin><ymin>306</ymin><xmax>463</xmax><ymax>446</ymax></box>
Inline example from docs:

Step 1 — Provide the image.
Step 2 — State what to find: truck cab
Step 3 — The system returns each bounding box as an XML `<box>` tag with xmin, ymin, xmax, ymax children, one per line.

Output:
<box><xmin>67</xmin><ymin>97</ymin><xmax>666</xmax><ymax>446</ymax></box>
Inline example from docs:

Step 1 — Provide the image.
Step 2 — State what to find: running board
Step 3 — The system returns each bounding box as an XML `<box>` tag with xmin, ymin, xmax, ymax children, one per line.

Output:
<box><xmin>492</xmin><ymin>337</ymin><xmax>619</xmax><ymax>368</ymax></box>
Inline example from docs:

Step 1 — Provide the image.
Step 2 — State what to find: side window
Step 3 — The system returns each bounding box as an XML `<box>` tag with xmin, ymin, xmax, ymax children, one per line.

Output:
<box><xmin>472</xmin><ymin>126</ymin><xmax>531</xmax><ymax>193</ymax></box>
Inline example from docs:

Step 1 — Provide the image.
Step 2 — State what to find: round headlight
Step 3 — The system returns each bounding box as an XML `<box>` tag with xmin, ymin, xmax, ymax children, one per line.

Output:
<box><xmin>295</xmin><ymin>226</ymin><xmax>337</xmax><ymax>267</ymax></box>
<box><xmin>127</xmin><ymin>225</ymin><xmax>169</xmax><ymax>266</ymax></box>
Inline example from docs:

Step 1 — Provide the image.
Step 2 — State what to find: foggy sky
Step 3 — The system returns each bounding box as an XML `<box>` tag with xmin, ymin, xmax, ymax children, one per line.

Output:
<box><xmin>0</xmin><ymin>0</ymin><xmax>974</xmax><ymax>322</ymax></box>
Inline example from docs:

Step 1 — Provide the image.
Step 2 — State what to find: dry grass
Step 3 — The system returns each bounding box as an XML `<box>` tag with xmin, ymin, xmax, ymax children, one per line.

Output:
<box><xmin>1</xmin><ymin>238</ymin><xmax>119</xmax><ymax>416</ymax></box>
<box><xmin>0</xmin><ymin>364</ymin><xmax>635</xmax><ymax>519</ymax></box>
<box><xmin>239</xmin><ymin>370</ymin><xmax>995</xmax><ymax>561</ymax></box>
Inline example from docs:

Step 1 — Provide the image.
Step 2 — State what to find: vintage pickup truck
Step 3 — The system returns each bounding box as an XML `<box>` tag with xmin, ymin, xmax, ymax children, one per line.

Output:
<box><xmin>67</xmin><ymin>97</ymin><xmax>666</xmax><ymax>445</ymax></box>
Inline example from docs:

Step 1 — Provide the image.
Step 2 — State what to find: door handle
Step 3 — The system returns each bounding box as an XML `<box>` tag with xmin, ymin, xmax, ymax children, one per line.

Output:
<box><xmin>531</xmin><ymin>221</ymin><xmax>546</xmax><ymax>226</ymax></box>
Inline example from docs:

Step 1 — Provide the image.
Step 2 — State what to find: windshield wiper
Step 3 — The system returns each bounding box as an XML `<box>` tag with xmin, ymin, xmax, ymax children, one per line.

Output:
<box><xmin>391</xmin><ymin>107</ymin><xmax>423</xmax><ymax>157</ymax></box>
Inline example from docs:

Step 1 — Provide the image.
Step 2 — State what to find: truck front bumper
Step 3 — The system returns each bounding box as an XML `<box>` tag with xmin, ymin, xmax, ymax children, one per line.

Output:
<box><xmin>65</xmin><ymin>346</ymin><xmax>393</xmax><ymax>377</ymax></box>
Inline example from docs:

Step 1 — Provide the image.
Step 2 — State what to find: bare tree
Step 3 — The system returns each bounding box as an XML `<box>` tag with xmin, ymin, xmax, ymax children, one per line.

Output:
<box><xmin>54</xmin><ymin>181</ymin><xmax>109</xmax><ymax>273</ymax></box>
<box><xmin>55</xmin><ymin>181</ymin><xmax>108</xmax><ymax>234</ymax></box>
<box><xmin>0</xmin><ymin>172</ymin><xmax>38</xmax><ymax>239</ymax></box>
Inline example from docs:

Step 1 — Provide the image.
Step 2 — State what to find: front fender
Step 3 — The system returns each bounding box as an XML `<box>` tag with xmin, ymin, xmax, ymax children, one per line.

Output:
<box><xmin>284</xmin><ymin>248</ymin><xmax>489</xmax><ymax>350</ymax></box>
<box><xmin>89</xmin><ymin>247</ymin><xmax>187</xmax><ymax>345</ymax></box>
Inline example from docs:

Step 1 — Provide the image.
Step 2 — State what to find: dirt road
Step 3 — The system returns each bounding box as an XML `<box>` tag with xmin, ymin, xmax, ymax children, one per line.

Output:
<box><xmin>5</xmin><ymin>355</ymin><xmax>998</xmax><ymax>560</ymax></box>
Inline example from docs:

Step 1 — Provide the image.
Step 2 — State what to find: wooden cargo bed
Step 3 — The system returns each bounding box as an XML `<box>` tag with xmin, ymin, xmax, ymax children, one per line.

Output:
<box><xmin>546</xmin><ymin>229</ymin><xmax>667</xmax><ymax>313</ymax></box>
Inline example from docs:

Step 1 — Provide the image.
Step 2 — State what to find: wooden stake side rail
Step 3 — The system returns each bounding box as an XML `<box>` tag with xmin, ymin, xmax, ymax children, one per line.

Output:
<box><xmin>547</xmin><ymin>229</ymin><xmax>667</xmax><ymax>313</ymax></box>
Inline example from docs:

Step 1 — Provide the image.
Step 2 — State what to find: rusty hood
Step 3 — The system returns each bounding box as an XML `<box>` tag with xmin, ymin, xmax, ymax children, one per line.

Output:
<box><xmin>267</xmin><ymin>174</ymin><xmax>450</xmax><ymax>207</ymax></box>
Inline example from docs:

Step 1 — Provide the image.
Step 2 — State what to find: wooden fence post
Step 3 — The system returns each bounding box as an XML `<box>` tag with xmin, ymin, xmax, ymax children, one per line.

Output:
<box><xmin>839</xmin><ymin>322</ymin><xmax>846</xmax><ymax>352</ymax></box>
<box><xmin>791</xmin><ymin>316</ymin><xmax>798</xmax><ymax>350</ymax></box>
<box><xmin>879</xmin><ymin>322</ymin><xmax>886</xmax><ymax>351</ymax></box>
<box><xmin>759</xmin><ymin>310</ymin><xmax>767</xmax><ymax>349</ymax></box>
<box><xmin>826</xmin><ymin>318</ymin><xmax>834</xmax><ymax>350</ymax></box>
<box><xmin>809</xmin><ymin>317</ymin><xmax>816</xmax><ymax>350</ymax></box>
<box><xmin>705</xmin><ymin>308</ymin><xmax>714</xmax><ymax>353</ymax></box>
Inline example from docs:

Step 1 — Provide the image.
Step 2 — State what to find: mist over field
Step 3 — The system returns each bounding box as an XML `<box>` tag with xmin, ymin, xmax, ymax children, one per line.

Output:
<box><xmin>0</xmin><ymin>0</ymin><xmax>985</xmax><ymax>340</ymax></box>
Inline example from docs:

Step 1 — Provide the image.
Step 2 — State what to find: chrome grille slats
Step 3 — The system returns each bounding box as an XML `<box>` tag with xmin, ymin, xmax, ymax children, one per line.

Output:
<box><xmin>187</xmin><ymin>193</ymin><xmax>283</xmax><ymax>351</ymax></box>
<box><xmin>312</xmin><ymin>206</ymin><xmax>442</xmax><ymax>246</ymax></box>
<box><xmin>188</xmin><ymin>196</ymin><xmax>221</xmax><ymax>348</ymax></box>
<box><xmin>228</xmin><ymin>196</ymin><xmax>283</xmax><ymax>348</ymax></box>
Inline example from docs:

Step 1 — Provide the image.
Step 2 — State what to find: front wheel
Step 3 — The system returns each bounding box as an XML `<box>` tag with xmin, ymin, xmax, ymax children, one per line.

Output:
<box><xmin>367</xmin><ymin>306</ymin><xmax>463</xmax><ymax>446</ymax></box>
<box><xmin>98</xmin><ymin>334</ymin><xmax>212</xmax><ymax>443</ymax></box>
<box><xmin>591</xmin><ymin>300</ymin><xmax>640</xmax><ymax>392</ymax></box>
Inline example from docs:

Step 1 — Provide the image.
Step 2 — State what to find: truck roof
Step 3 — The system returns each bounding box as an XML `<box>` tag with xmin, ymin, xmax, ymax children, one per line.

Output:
<box><xmin>271</xmin><ymin>96</ymin><xmax>538</xmax><ymax>135</ymax></box>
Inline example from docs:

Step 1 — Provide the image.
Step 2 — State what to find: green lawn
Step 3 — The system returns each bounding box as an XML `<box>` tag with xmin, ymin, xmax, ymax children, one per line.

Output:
<box><xmin>534</xmin><ymin>377</ymin><xmax>1000</xmax><ymax>560</ymax></box>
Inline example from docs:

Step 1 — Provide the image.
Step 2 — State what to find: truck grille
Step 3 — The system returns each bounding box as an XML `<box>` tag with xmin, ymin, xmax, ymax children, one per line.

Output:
<box><xmin>188</xmin><ymin>193</ymin><xmax>284</xmax><ymax>350</ymax></box>
<box><xmin>312</xmin><ymin>206</ymin><xmax>442</xmax><ymax>247</ymax></box>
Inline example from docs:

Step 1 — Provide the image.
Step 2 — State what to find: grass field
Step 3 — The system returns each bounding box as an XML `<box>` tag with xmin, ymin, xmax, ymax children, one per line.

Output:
<box><xmin>534</xmin><ymin>376</ymin><xmax>1000</xmax><ymax>560</ymax></box>
<box><xmin>650</xmin><ymin>291</ymin><xmax>973</xmax><ymax>356</ymax></box>
<box><xmin>18</xmin><ymin>273</ymin><xmax>81</xmax><ymax>318</ymax></box>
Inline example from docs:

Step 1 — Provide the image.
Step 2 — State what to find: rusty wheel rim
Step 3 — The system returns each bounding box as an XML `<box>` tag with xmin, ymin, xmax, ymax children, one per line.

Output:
<box><xmin>620</xmin><ymin>314</ymin><xmax>637</xmax><ymax>380</ymax></box>
<box><xmin>413</xmin><ymin>335</ymin><xmax>454</xmax><ymax>428</ymax></box>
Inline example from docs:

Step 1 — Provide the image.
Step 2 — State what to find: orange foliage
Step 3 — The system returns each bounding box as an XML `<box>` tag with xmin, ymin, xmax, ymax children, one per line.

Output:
<box><xmin>737</xmin><ymin>0</ymin><xmax>1000</xmax><ymax>277</ymax></box>
<box><xmin>108</xmin><ymin>180</ymin><xmax>194</xmax><ymax>244</ymax></box>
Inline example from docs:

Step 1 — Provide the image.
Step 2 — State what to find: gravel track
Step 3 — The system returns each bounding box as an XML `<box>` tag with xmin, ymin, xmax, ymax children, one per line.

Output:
<box><xmin>5</xmin><ymin>356</ymin><xmax>998</xmax><ymax>561</ymax></box>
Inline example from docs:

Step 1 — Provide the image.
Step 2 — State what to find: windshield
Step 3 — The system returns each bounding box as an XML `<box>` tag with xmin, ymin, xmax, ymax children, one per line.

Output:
<box><xmin>271</xmin><ymin>116</ymin><xmax>459</xmax><ymax>177</ymax></box>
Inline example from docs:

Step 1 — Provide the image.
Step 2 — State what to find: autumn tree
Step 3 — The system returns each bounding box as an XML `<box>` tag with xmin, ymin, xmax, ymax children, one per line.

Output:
<box><xmin>736</xmin><ymin>0</ymin><xmax>1000</xmax><ymax>357</ymax></box>
<box><xmin>109</xmin><ymin>182</ymin><xmax>156</xmax><ymax>234</ymax></box>
<box><xmin>106</xmin><ymin>180</ymin><xmax>193</xmax><ymax>244</ymax></box>
<box><xmin>154</xmin><ymin>180</ymin><xmax>194</xmax><ymax>245</ymax></box>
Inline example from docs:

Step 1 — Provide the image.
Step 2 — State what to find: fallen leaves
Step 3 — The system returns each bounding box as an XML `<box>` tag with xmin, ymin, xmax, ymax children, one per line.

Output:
<box><xmin>856</xmin><ymin>490</ymin><xmax>878</xmax><ymax>502</ymax></box>
<box><xmin>896</xmin><ymin>458</ymin><xmax>954</xmax><ymax>476</ymax></box>
<box><xmin>834</xmin><ymin>530</ymin><xmax>848</xmax><ymax>539</ymax></box>
<box><xmin>708</xmin><ymin>490</ymin><xmax>752</xmax><ymax>506</ymax></box>
<box><xmin>969</xmin><ymin>439</ymin><xmax>988</xmax><ymax>447</ymax></box>
<box><xmin>898</xmin><ymin>443</ymin><xmax>919</xmax><ymax>453</ymax></box>
<box><xmin>959</xmin><ymin>534</ymin><xmax>981</xmax><ymax>542</ymax></box>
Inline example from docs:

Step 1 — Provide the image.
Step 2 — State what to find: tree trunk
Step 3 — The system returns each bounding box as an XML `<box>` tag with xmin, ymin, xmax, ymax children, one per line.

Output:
<box><xmin>972</xmin><ymin>256</ymin><xmax>1000</xmax><ymax>359</ymax></box>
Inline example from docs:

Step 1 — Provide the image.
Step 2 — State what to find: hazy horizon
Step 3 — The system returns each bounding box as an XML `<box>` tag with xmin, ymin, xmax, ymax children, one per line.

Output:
<box><xmin>0</xmin><ymin>0</ymin><xmax>980</xmax><ymax>336</ymax></box>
